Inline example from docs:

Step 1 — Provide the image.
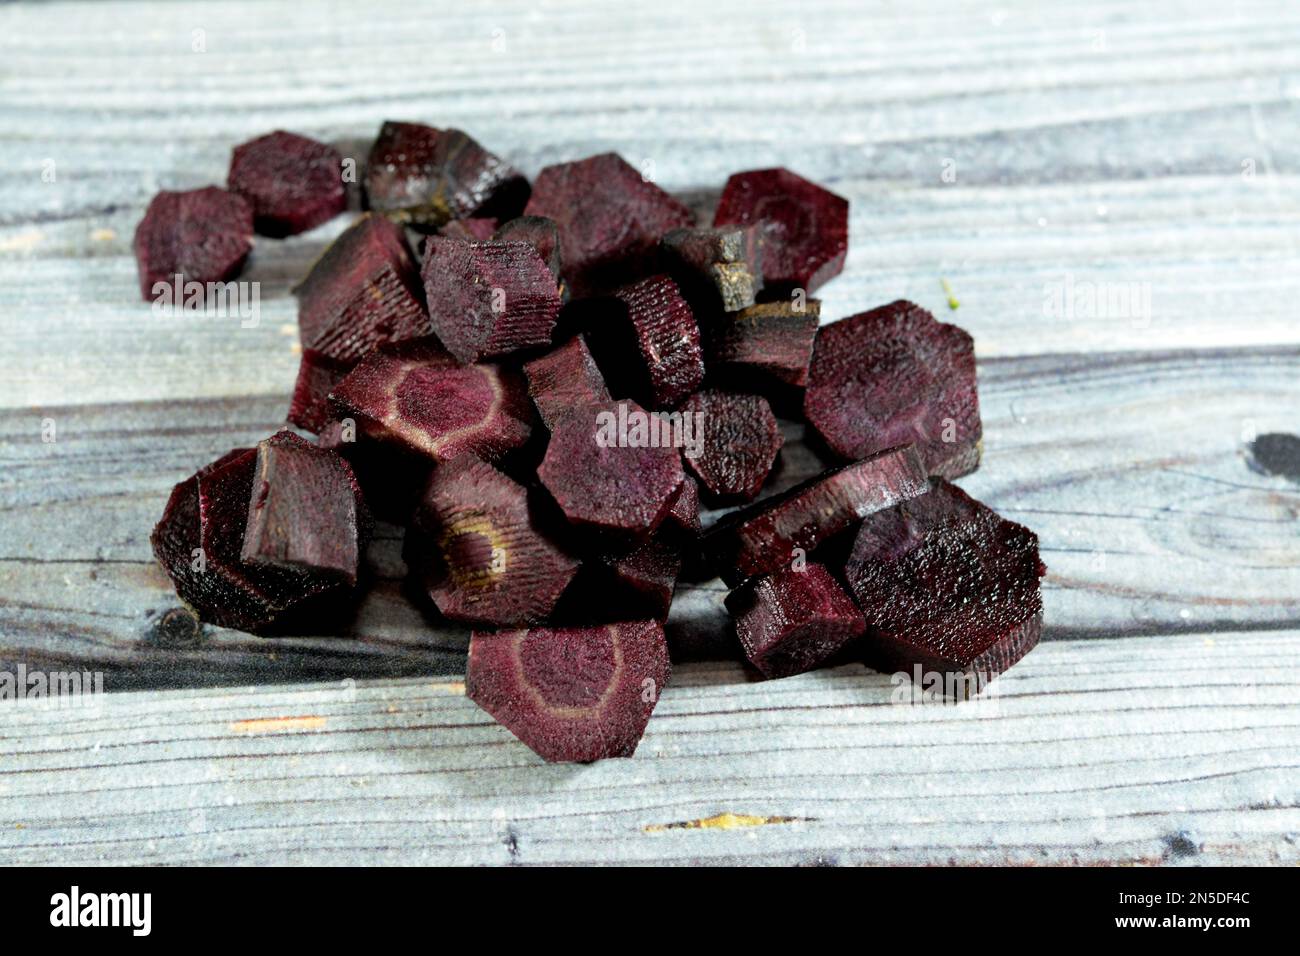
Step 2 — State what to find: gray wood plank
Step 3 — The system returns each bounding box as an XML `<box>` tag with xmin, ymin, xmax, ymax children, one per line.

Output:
<box><xmin>2</xmin><ymin>0</ymin><xmax>1300</xmax><ymax>408</ymax></box>
<box><xmin>1</xmin><ymin>629</ymin><xmax>1295</xmax><ymax>865</ymax></box>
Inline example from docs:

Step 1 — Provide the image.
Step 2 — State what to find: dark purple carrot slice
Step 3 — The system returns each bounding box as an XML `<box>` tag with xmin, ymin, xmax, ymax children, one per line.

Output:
<box><xmin>523</xmin><ymin>334</ymin><xmax>611</xmax><ymax>428</ymax></box>
<box><xmin>803</xmin><ymin>299</ymin><xmax>981</xmax><ymax>479</ymax></box>
<box><xmin>364</xmin><ymin>121</ymin><xmax>529</xmax><ymax>230</ymax></box>
<box><xmin>603</xmin><ymin>536</ymin><xmax>681</xmax><ymax>619</ymax></box>
<box><xmin>713</xmin><ymin>168</ymin><xmax>848</xmax><ymax>294</ymax></box>
<box><xmin>466</xmin><ymin>620</ymin><xmax>670</xmax><ymax>762</ymax></box>
<box><xmin>406</xmin><ymin>455</ymin><xmax>577</xmax><ymax>626</ymax></box>
<box><xmin>438</xmin><ymin>217</ymin><xmax>498</xmax><ymax>241</ymax></box>
<box><xmin>537</xmin><ymin>399</ymin><xmax>684</xmax><ymax>539</ymax></box>
<box><xmin>680</xmin><ymin>390</ymin><xmax>782</xmax><ymax>503</ymax></box>
<box><xmin>706</xmin><ymin>298</ymin><xmax>821</xmax><ymax>389</ymax></box>
<box><xmin>725</xmin><ymin>562</ymin><xmax>865</xmax><ymax>679</ymax></box>
<box><xmin>200</xmin><ymin>434</ymin><xmax>333</xmax><ymax>582</ymax></box>
<box><xmin>151</xmin><ymin>449</ymin><xmax>253</xmax><ymax>627</ymax></box>
<box><xmin>227</xmin><ymin>130</ymin><xmax>346</xmax><ymax>237</ymax></box>
<box><xmin>133</xmin><ymin>186</ymin><xmax>253</xmax><ymax>301</ymax></box>
<box><xmin>420</xmin><ymin>236</ymin><xmax>561</xmax><ymax>362</ymax></box>
<box><xmin>663</xmin><ymin>474</ymin><xmax>701</xmax><ymax>536</ymax></box>
<box><xmin>294</xmin><ymin>213</ymin><xmax>428</xmax><ymax>366</ymax></box>
<box><xmin>241</xmin><ymin>432</ymin><xmax>368</xmax><ymax>587</ymax></box>
<box><xmin>660</xmin><ymin>224</ymin><xmax>763</xmax><ymax>312</ymax></box>
<box><xmin>523</xmin><ymin>153</ymin><xmax>694</xmax><ymax>296</ymax></box>
<box><xmin>701</xmin><ymin>444</ymin><xmax>929</xmax><ymax>586</ymax></box>
<box><xmin>603</xmin><ymin>274</ymin><xmax>704</xmax><ymax>410</ymax></box>
<box><xmin>328</xmin><ymin>340</ymin><xmax>533</xmax><ymax>464</ymax></box>
<box><xmin>199</xmin><ymin>441</ymin><xmax>344</xmax><ymax>631</ymax></box>
<box><xmin>844</xmin><ymin>479</ymin><xmax>1045</xmax><ymax>695</ymax></box>
<box><xmin>151</xmin><ymin>435</ymin><xmax>357</xmax><ymax>631</ymax></box>
<box><xmin>288</xmin><ymin>349</ymin><xmax>352</xmax><ymax>433</ymax></box>
<box><xmin>494</xmin><ymin>215</ymin><xmax>563</xmax><ymax>281</ymax></box>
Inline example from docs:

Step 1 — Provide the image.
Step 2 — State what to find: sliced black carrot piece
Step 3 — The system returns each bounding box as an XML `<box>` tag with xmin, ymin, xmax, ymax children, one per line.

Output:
<box><xmin>726</xmin><ymin>562</ymin><xmax>865</xmax><ymax>679</ymax></box>
<box><xmin>844</xmin><ymin>479</ymin><xmax>1045</xmax><ymax>696</ymax></box>
<box><xmin>466</xmin><ymin>620</ymin><xmax>670</xmax><ymax>762</ymax></box>
<box><xmin>804</xmin><ymin>299</ymin><xmax>981</xmax><ymax>479</ymax></box>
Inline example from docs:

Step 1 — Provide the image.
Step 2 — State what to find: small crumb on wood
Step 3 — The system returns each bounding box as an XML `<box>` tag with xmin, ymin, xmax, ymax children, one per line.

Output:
<box><xmin>0</xmin><ymin>229</ymin><xmax>44</xmax><ymax>254</ymax></box>
<box><xmin>643</xmin><ymin>812</ymin><xmax>809</xmax><ymax>833</ymax></box>
<box><xmin>940</xmin><ymin>277</ymin><xmax>960</xmax><ymax>310</ymax></box>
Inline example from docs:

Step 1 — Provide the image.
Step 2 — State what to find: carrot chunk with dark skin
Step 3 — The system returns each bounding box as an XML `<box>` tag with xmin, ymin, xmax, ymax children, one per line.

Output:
<box><xmin>201</xmin><ymin>434</ymin><xmax>350</xmax><ymax>600</ymax></box>
<box><xmin>466</xmin><ymin>620</ymin><xmax>671</xmax><ymax>762</ymax></box>
<box><xmin>406</xmin><ymin>455</ymin><xmax>578</xmax><ymax>626</ymax></box>
<box><xmin>420</xmin><ymin>236</ymin><xmax>561</xmax><ymax>363</ymax></box>
<box><xmin>537</xmin><ymin>399</ymin><xmax>684</xmax><ymax>539</ymax></box>
<box><xmin>660</xmin><ymin>224</ymin><xmax>764</xmax><ymax>312</ymax></box>
<box><xmin>844</xmin><ymin>479</ymin><xmax>1046</xmax><ymax>696</ymax></box>
<box><xmin>663</xmin><ymin>475</ymin><xmax>702</xmax><ymax>536</ymax></box>
<box><xmin>365</xmin><ymin>122</ymin><xmax>529</xmax><ymax>230</ymax></box>
<box><xmin>329</xmin><ymin>340</ymin><xmax>533</xmax><ymax>464</ymax></box>
<box><xmin>599</xmin><ymin>274</ymin><xmax>704</xmax><ymax>410</ymax></box>
<box><xmin>241</xmin><ymin>433</ymin><xmax>368</xmax><ymax>587</ymax></box>
<box><xmin>523</xmin><ymin>153</ymin><xmax>694</xmax><ymax>296</ymax></box>
<box><xmin>681</xmin><ymin>390</ymin><xmax>783</xmax><ymax>504</ymax></box>
<box><xmin>133</xmin><ymin>187</ymin><xmax>253</xmax><ymax>301</ymax></box>
<box><xmin>227</xmin><ymin>130</ymin><xmax>346</xmax><ymax>237</ymax></box>
<box><xmin>152</xmin><ymin>434</ymin><xmax>360</xmax><ymax>632</ymax></box>
<box><xmin>523</xmin><ymin>335</ymin><xmax>611</xmax><ymax>429</ymax></box>
<box><xmin>151</xmin><ymin>450</ymin><xmax>252</xmax><ymax>626</ymax></box>
<box><xmin>295</xmin><ymin>214</ymin><xmax>427</xmax><ymax>365</ymax></box>
<box><xmin>495</xmin><ymin>215</ymin><xmax>563</xmax><ymax>282</ymax></box>
<box><xmin>288</xmin><ymin>349</ymin><xmax>352</xmax><ymax>434</ymax></box>
<box><xmin>288</xmin><ymin>215</ymin><xmax>428</xmax><ymax>430</ymax></box>
<box><xmin>726</xmin><ymin>563</ymin><xmax>865</xmax><ymax>679</ymax></box>
<box><xmin>804</xmin><ymin>299</ymin><xmax>982</xmax><ymax>479</ymax></box>
<box><xmin>706</xmin><ymin>298</ymin><xmax>821</xmax><ymax>389</ymax></box>
<box><xmin>701</xmin><ymin>444</ymin><xmax>929</xmax><ymax>586</ymax></box>
<box><xmin>714</xmin><ymin>168</ymin><xmax>848</xmax><ymax>294</ymax></box>
<box><xmin>199</xmin><ymin>447</ymin><xmax>319</xmax><ymax>624</ymax></box>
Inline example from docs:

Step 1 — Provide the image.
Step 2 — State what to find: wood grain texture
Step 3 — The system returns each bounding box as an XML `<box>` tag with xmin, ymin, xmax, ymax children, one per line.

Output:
<box><xmin>1</xmin><ymin>0</ymin><xmax>1298</xmax><ymax>865</ymax></box>
<box><xmin>2</xmin><ymin>1</ymin><xmax>1300</xmax><ymax>406</ymax></box>
<box><xmin>0</xmin><ymin>630</ymin><xmax>1296</xmax><ymax>866</ymax></box>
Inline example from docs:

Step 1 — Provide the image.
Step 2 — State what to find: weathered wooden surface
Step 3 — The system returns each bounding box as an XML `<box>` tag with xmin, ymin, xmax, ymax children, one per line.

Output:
<box><xmin>4</xmin><ymin>1</ymin><xmax>1300</xmax><ymax>407</ymax></box>
<box><xmin>2</xmin><ymin>630</ymin><xmax>1297</xmax><ymax>866</ymax></box>
<box><xmin>0</xmin><ymin>0</ymin><xmax>1298</xmax><ymax>865</ymax></box>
